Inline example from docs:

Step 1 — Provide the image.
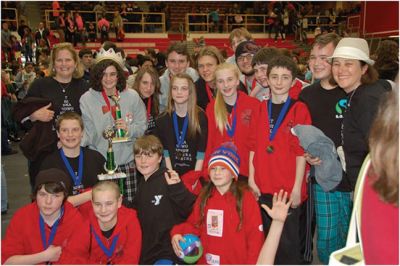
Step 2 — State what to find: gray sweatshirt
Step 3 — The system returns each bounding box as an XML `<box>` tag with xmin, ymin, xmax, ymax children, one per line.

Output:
<box><xmin>80</xmin><ymin>88</ymin><xmax>147</xmax><ymax>165</ymax></box>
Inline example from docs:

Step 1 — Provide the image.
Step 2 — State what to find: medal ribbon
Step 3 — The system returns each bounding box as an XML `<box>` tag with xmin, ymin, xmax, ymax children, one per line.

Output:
<box><xmin>173</xmin><ymin>112</ymin><xmax>189</xmax><ymax>148</ymax></box>
<box><xmin>226</xmin><ymin>96</ymin><xmax>238</xmax><ymax>138</ymax></box>
<box><xmin>39</xmin><ymin>206</ymin><xmax>64</xmax><ymax>250</ymax></box>
<box><xmin>205</xmin><ymin>83</ymin><xmax>213</xmax><ymax>102</ymax></box>
<box><xmin>91</xmin><ymin>225</ymin><xmax>120</xmax><ymax>259</ymax></box>
<box><xmin>101</xmin><ymin>90</ymin><xmax>119</xmax><ymax>119</ymax></box>
<box><xmin>146</xmin><ymin>97</ymin><xmax>152</xmax><ymax>120</ymax></box>
<box><xmin>267</xmin><ymin>97</ymin><xmax>292</xmax><ymax>141</ymax></box>
<box><xmin>59</xmin><ymin>147</ymin><xmax>83</xmax><ymax>187</ymax></box>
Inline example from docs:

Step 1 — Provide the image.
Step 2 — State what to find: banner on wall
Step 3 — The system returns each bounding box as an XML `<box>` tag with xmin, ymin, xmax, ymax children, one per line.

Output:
<box><xmin>362</xmin><ymin>1</ymin><xmax>399</xmax><ymax>37</ymax></box>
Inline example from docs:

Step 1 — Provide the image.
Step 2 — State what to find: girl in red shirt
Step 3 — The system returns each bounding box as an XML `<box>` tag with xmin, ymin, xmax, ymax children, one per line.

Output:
<box><xmin>204</xmin><ymin>63</ymin><xmax>260</xmax><ymax>181</ymax></box>
<box><xmin>171</xmin><ymin>143</ymin><xmax>291</xmax><ymax>264</ymax></box>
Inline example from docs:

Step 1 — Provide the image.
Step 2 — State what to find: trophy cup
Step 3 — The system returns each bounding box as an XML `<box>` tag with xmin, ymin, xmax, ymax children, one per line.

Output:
<box><xmin>98</xmin><ymin>126</ymin><xmax>127</xmax><ymax>194</ymax></box>
<box><xmin>110</xmin><ymin>95</ymin><xmax>129</xmax><ymax>143</ymax></box>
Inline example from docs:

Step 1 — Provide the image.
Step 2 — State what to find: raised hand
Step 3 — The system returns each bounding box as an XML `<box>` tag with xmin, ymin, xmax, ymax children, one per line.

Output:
<box><xmin>262</xmin><ymin>190</ymin><xmax>292</xmax><ymax>223</ymax></box>
<box><xmin>164</xmin><ymin>170</ymin><xmax>181</xmax><ymax>185</ymax></box>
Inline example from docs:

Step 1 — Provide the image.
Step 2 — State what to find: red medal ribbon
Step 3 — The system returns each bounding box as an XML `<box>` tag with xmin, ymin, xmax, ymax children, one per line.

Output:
<box><xmin>205</xmin><ymin>83</ymin><xmax>213</xmax><ymax>102</ymax></box>
<box><xmin>101</xmin><ymin>89</ymin><xmax>119</xmax><ymax>119</ymax></box>
<box><xmin>146</xmin><ymin>97</ymin><xmax>152</xmax><ymax>120</ymax></box>
<box><xmin>245</xmin><ymin>77</ymin><xmax>257</xmax><ymax>93</ymax></box>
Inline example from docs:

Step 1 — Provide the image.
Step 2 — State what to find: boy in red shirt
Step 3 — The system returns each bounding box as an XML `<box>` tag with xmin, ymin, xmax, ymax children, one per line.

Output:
<box><xmin>249</xmin><ymin>55</ymin><xmax>311</xmax><ymax>264</ymax></box>
<box><xmin>2</xmin><ymin>168</ymin><xmax>89</xmax><ymax>264</ymax></box>
<box><xmin>79</xmin><ymin>181</ymin><xmax>142</xmax><ymax>264</ymax></box>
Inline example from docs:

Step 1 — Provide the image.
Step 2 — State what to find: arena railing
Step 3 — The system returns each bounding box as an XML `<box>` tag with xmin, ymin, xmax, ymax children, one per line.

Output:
<box><xmin>2</xmin><ymin>8</ymin><xmax>19</xmax><ymax>29</ymax></box>
<box><xmin>44</xmin><ymin>9</ymin><xmax>165</xmax><ymax>34</ymax></box>
<box><xmin>185</xmin><ymin>13</ymin><xmax>347</xmax><ymax>34</ymax></box>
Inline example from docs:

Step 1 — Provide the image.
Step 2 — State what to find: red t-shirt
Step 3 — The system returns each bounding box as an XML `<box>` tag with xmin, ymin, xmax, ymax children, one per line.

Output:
<box><xmin>361</xmin><ymin>172</ymin><xmax>399</xmax><ymax>265</ymax></box>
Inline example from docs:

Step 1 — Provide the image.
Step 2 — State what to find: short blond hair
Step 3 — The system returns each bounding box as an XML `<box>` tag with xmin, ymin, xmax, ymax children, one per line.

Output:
<box><xmin>48</xmin><ymin>42</ymin><xmax>84</xmax><ymax>78</ymax></box>
<box><xmin>92</xmin><ymin>181</ymin><xmax>121</xmax><ymax>201</ymax></box>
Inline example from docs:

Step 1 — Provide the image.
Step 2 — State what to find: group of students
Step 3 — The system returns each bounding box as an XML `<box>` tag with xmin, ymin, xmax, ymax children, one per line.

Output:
<box><xmin>2</xmin><ymin>25</ymin><xmax>397</xmax><ymax>264</ymax></box>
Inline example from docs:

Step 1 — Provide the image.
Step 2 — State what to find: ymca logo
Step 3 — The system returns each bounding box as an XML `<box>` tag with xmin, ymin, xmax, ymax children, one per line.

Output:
<box><xmin>151</xmin><ymin>195</ymin><xmax>163</xmax><ymax>206</ymax></box>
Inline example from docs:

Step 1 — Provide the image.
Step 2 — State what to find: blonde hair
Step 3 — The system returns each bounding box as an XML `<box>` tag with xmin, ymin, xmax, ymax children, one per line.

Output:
<box><xmin>196</xmin><ymin>45</ymin><xmax>225</xmax><ymax>69</ymax></box>
<box><xmin>368</xmin><ymin>91</ymin><xmax>399</xmax><ymax>205</ymax></box>
<box><xmin>165</xmin><ymin>73</ymin><xmax>201</xmax><ymax>138</ymax></box>
<box><xmin>134</xmin><ymin>135</ymin><xmax>163</xmax><ymax>157</ymax></box>
<box><xmin>229</xmin><ymin>27</ymin><xmax>252</xmax><ymax>45</ymax></box>
<box><xmin>214</xmin><ymin>63</ymin><xmax>241</xmax><ymax>134</ymax></box>
<box><xmin>48</xmin><ymin>42</ymin><xmax>84</xmax><ymax>78</ymax></box>
<box><xmin>92</xmin><ymin>181</ymin><xmax>121</xmax><ymax>201</ymax></box>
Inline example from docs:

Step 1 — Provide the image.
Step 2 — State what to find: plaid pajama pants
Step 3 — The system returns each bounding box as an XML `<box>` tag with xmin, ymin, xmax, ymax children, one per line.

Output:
<box><xmin>313</xmin><ymin>183</ymin><xmax>352</xmax><ymax>264</ymax></box>
<box><xmin>117</xmin><ymin>160</ymin><xmax>137</xmax><ymax>203</ymax></box>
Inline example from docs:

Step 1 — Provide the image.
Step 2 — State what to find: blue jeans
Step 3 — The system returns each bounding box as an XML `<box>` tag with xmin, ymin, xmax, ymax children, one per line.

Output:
<box><xmin>1</xmin><ymin>165</ymin><xmax>8</xmax><ymax>212</ymax></box>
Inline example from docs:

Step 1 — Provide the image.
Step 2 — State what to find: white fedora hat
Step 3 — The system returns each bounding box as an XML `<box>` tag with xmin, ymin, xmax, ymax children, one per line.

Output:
<box><xmin>328</xmin><ymin>37</ymin><xmax>375</xmax><ymax>65</ymax></box>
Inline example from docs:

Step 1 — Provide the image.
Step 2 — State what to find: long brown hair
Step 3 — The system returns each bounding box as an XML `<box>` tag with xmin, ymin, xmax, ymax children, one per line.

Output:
<box><xmin>164</xmin><ymin>73</ymin><xmax>201</xmax><ymax>138</ymax></box>
<box><xmin>368</xmin><ymin>90</ymin><xmax>398</xmax><ymax>205</ymax></box>
<box><xmin>133</xmin><ymin>67</ymin><xmax>161</xmax><ymax>115</ymax></box>
<box><xmin>197</xmin><ymin>181</ymin><xmax>247</xmax><ymax>231</ymax></box>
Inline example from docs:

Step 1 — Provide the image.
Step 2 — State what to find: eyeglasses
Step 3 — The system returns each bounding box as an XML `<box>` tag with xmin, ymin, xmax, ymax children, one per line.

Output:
<box><xmin>134</xmin><ymin>152</ymin><xmax>157</xmax><ymax>160</ymax></box>
<box><xmin>237</xmin><ymin>53</ymin><xmax>254</xmax><ymax>63</ymax></box>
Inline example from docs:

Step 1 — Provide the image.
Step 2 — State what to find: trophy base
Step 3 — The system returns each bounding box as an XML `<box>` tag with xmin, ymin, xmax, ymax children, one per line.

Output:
<box><xmin>112</xmin><ymin>137</ymin><xmax>130</xmax><ymax>143</ymax></box>
<box><xmin>98</xmin><ymin>172</ymin><xmax>127</xmax><ymax>181</ymax></box>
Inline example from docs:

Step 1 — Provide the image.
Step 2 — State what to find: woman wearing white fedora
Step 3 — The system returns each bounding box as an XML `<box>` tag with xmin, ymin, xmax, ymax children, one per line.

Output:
<box><xmin>328</xmin><ymin>37</ymin><xmax>392</xmax><ymax>193</ymax></box>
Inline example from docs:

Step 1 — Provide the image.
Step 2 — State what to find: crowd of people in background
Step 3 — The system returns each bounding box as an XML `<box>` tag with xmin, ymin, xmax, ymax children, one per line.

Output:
<box><xmin>1</xmin><ymin>1</ymin><xmax>398</xmax><ymax>265</ymax></box>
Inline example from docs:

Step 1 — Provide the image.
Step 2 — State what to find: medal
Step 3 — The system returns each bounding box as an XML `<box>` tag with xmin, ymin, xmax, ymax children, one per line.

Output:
<box><xmin>173</xmin><ymin>111</ymin><xmax>188</xmax><ymax>159</ymax></box>
<box><xmin>267</xmin><ymin>97</ymin><xmax>292</xmax><ymax>154</ymax></box>
<box><xmin>266</xmin><ymin>145</ymin><xmax>274</xmax><ymax>154</ymax></box>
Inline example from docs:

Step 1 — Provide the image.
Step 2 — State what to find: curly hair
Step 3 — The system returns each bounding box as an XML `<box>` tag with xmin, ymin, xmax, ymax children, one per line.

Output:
<box><xmin>90</xmin><ymin>59</ymin><xmax>126</xmax><ymax>92</ymax></box>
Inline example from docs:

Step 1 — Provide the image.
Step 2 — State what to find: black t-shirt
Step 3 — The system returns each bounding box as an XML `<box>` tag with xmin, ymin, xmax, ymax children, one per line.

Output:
<box><xmin>268</xmin><ymin>99</ymin><xmax>296</xmax><ymax>132</ymax></box>
<box><xmin>299</xmin><ymin>82</ymin><xmax>346</xmax><ymax>148</ymax></box>
<box><xmin>40</xmin><ymin>146</ymin><xmax>106</xmax><ymax>195</ymax></box>
<box><xmin>341</xmin><ymin>80</ymin><xmax>391</xmax><ymax>190</ymax></box>
<box><xmin>101</xmin><ymin>225</ymin><xmax>116</xmax><ymax>239</ymax></box>
<box><xmin>27</xmin><ymin>77</ymin><xmax>89</xmax><ymax>123</ymax></box>
<box><xmin>142</xmin><ymin>97</ymin><xmax>159</xmax><ymax>135</ymax></box>
<box><xmin>195</xmin><ymin>77</ymin><xmax>216</xmax><ymax>111</ymax></box>
<box><xmin>155</xmin><ymin>110</ymin><xmax>208</xmax><ymax>176</ymax></box>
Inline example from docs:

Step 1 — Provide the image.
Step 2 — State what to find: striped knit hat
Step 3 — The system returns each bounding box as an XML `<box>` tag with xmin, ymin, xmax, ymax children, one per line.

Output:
<box><xmin>208</xmin><ymin>142</ymin><xmax>240</xmax><ymax>179</ymax></box>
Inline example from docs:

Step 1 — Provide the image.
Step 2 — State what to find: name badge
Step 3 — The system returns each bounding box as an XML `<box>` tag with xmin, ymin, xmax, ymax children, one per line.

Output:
<box><xmin>206</xmin><ymin>209</ymin><xmax>223</xmax><ymax>237</ymax></box>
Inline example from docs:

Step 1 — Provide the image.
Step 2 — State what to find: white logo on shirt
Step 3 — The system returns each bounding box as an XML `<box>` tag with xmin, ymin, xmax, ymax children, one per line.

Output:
<box><xmin>151</xmin><ymin>195</ymin><xmax>163</xmax><ymax>205</ymax></box>
<box><xmin>206</xmin><ymin>253</ymin><xmax>220</xmax><ymax>265</ymax></box>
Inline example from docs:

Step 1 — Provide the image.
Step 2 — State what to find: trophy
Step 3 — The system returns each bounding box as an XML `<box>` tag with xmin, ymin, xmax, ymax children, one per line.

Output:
<box><xmin>110</xmin><ymin>95</ymin><xmax>129</xmax><ymax>143</ymax></box>
<box><xmin>98</xmin><ymin>126</ymin><xmax>127</xmax><ymax>194</ymax></box>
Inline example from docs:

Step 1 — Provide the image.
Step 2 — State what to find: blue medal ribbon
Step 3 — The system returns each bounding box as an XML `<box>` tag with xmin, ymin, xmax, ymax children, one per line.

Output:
<box><xmin>173</xmin><ymin>112</ymin><xmax>189</xmax><ymax>148</ymax></box>
<box><xmin>91</xmin><ymin>225</ymin><xmax>120</xmax><ymax>259</ymax></box>
<box><xmin>59</xmin><ymin>148</ymin><xmax>83</xmax><ymax>188</ymax></box>
<box><xmin>39</xmin><ymin>206</ymin><xmax>64</xmax><ymax>250</ymax></box>
<box><xmin>226</xmin><ymin>96</ymin><xmax>238</xmax><ymax>138</ymax></box>
<box><xmin>268</xmin><ymin>97</ymin><xmax>292</xmax><ymax>141</ymax></box>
